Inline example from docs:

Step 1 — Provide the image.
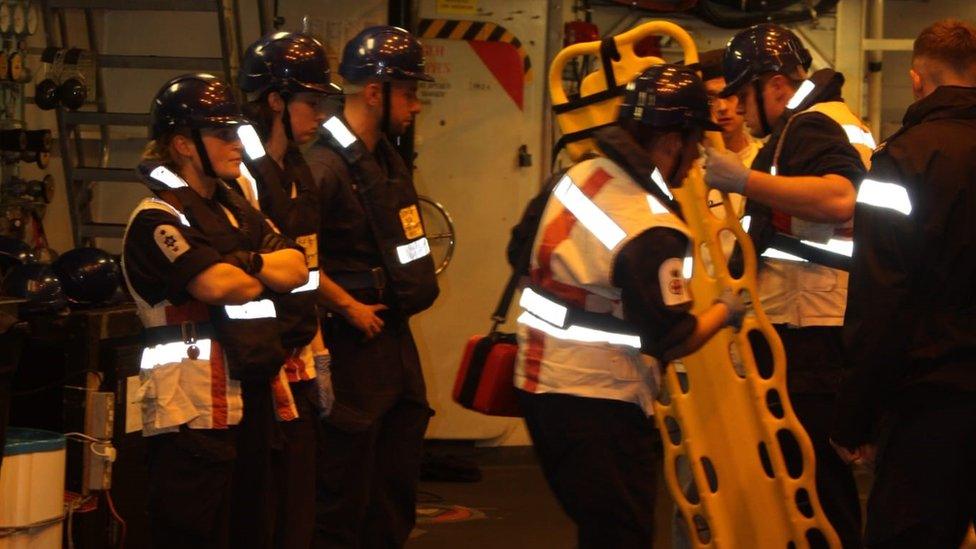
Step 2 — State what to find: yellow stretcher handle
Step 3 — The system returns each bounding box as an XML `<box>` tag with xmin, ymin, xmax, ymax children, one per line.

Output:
<box><xmin>548</xmin><ymin>21</ymin><xmax>698</xmax><ymax>162</ymax></box>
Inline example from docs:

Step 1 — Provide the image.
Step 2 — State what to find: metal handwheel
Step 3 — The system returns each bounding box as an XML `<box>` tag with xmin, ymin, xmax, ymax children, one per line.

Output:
<box><xmin>417</xmin><ymin>195</ymin><xmax>455</xmax><ymax>275</ymax></box>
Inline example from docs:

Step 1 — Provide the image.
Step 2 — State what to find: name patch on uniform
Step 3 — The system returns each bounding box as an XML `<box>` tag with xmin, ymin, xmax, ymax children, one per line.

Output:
<box><xmin>659</xmin><ymin>258</ymin><xmax>691</xmax><ymax>307</ymax></box>
<box><xmin>399</xmin><ymin>205</ymin><xmax>425</xmax><ymax>240</ymax></box>
<box><xmin>154</xmin><ymin>225</ymin><xmax>190</xmax><ymax>262</ymax></box>
<box><xmin>295</xmin><ymin>234</ymin><xmax>319</xmax><ymax>269</ymax></box>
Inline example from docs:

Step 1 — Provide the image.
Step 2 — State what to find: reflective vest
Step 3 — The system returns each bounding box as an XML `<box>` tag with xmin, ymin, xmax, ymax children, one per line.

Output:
<box><xmin>758</xmin><ymin>100</ymin><xmax>873</xmax><ymax>327</ymax></box>
<box><xmin>318</xmin><ymin>116</ymin><xmax>440</xmax><ymax>316</ymax></box>
<box><xmin>515</xmin><ymin>156</ymin><xmax>690</xmax><ymax>415</ymax></box>
<box><xmin>123</xmin><ymin>172</ymin><xmax>305</xmax><ymax>431</ymax></box>
<box><xmin>122</xmin><ymin>198</ymin><xmax>245</xmax><ymax>436</ymax></box>
<box><xmin>133</xmin><ymin>163</ymin><xmax>290</xmax><ymax>382</ymax></box>
<box><xmin>237</xmin><ymin>141</ymin><xmax>320</xmax><ymax>382</ymax></box>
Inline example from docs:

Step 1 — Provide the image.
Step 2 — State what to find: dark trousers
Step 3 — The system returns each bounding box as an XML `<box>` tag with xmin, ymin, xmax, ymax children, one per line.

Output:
<box><xmin>518</xmin><ymin>390</ymin><xmax>659</xmax><ymax>549</ymax></box>
<box><xmin>771</xmin><ymin>325</ymin><xmax>863</xmax><ymax>548</ymax></box>
<box><xmin>275</xmin><ymin>380</ymin><xmax>321</xmax><ymax>549</ymax></box>
<box><xmin>314</xmin><ymin>316</ymin><xmax>431</xmax><ymax>549</ymax></box>
<box><xmin>864</xmin><ymin>389</ymin><xmax>976</xmax><ymax>549</ymax></box>
<box><xmin>231</xmin><ymin>379</ymin><xmax>321</xmax><ymax>549</ymax></box>
<box><xmin>147</xmin><ymin>427</ymin><xmax>238</xmax><ymax>549</ymax></box>
<box><xmin>232</xmin><ymin>380</ymin><xmax>281</xmax><ymax>549</ymax></box>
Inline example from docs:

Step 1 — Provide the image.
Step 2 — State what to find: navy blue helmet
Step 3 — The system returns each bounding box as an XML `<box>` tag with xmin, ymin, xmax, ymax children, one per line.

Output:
<box><xmin>619</xmin><ymin>64</ymin><xmax>721</xmax><ymax>131</ymax></box>
<box><xmin>51</xmin><ymin>247</ymin><xmax>121</xmax><ymax>306</ymax></box>
<box><xmin>239</xmin><ymin>32</ymin><xmax>342</xmax><ymax>97</ymax></box>
<box><xmin>150</xmin><ymin>73</ymin><xmax>247</xmax><ymax>140</ymax></box>
<box><xmin>719</xmin><ymin>24</ymin><xmax>812</xmax><ymax>97</ymax></box>
<box><xmin>0</xmin><ymin>236</ymin><xmax>36</xmax><ymax>278</ymax></box>
<box><xmin>1</xmin><ymin>263</ymin><xmax>67</xmax><ymax>315</ymax></box>
<box><xmin>339</xmin><ymin>26</ymin><xmax>433</xmax><ymax>84</ymax></box>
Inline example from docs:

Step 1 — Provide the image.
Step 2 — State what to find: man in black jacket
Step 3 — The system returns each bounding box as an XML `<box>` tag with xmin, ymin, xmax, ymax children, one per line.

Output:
<box><xmin>832</xmin><ymin>19</ymin><xmax>976</xmax><ymax>549</ymax></box>
<box><xmin>705</xmin><ymin>24</ymin><xmax>869</xmax><ymax>547</ymax></box>
<box><xmin>306</xmin><ymin>26</ymin><xmax>439</xmax><ymax>549</ymax></box>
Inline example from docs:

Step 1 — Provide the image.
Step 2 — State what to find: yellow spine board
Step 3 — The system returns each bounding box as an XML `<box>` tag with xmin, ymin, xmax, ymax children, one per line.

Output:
<box><xmin>548</xmin><ymin>21</ymin><xmax>841</xmax><ymax>549</ymax></box>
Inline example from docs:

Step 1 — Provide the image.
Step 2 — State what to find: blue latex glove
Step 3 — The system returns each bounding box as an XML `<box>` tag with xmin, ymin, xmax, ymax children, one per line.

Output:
<box><xmin>715</xmin><ymin>288</ymin><xmax>746</xmax><ymax>331</ymax></box>
<box><xmin>314</xmin><ymin>353</ymin><xmax>335</xmax><ymax>418</ymax></box>
<box><xmin>704</xmin><ymin>146</ymin><xmax>752</xmax><ymax>194</ymax></box>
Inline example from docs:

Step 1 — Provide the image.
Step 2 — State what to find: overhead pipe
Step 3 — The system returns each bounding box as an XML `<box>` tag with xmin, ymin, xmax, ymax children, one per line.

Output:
<box><xmin>867</xmin><ymin>0</ymin><xmax>884</xmax><ymax>138</ymax></box>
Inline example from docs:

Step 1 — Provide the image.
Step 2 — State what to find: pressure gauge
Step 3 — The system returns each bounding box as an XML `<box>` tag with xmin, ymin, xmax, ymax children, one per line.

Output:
<box><xmin>11</xmin><ymin>2</ymin><xmax>24</xmax><ymax>36</ymax></box>
<box><xmin>7</xmin><ymin>49</ymin><xmax>23</xmax><ymax>82</ymax></box>
<box><xmin>24</xmin><ymin>2</ymin><xmax>35</xmax><ymax>35</ymax></box>
<box><xmin>35</xmin><ymin>150</ymin><xmax>49</xmax><ymax>169</ymax></box>
<box><xmin>0</xmin><ymin>3</ymin><xmax>11</xmax><ymax>36</ymax></box>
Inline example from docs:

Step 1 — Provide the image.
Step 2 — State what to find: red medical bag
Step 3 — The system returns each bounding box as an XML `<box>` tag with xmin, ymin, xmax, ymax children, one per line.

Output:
<box><xmin>452</xmin><ymin>332</ymin><xmax>521</xmax><ymax>417</ymax></box>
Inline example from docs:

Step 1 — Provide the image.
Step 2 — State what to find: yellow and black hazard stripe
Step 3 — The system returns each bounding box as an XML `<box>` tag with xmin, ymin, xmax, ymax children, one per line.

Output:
<box><xmin>417</xmin><ymin>18</ymin><xmax>533</xmax><ymax>82</ymax></box>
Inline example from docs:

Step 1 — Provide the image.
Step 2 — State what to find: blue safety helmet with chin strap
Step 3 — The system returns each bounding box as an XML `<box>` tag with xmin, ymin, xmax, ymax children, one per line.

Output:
<box><xmin>239</xmin><ymin>31</ymin><xmax>343</xmax><ymax>97</ymax></box>
<box><xmin>719</xmin><ymin>24</ymin><xmax>812</xmax><ymax>98</ymax></box>
<box><xmin>339</xmin><ymin>25</ymin><xmax>433</xmax><ymax>84</ymax></box>
<box><xmin>149</xmin><ymin>73</ymin><xmax>248</xmax><ymax>178</ymax></box>
<box><xmin>339</xmin><ymin>26</ymin><xmax>432</xmax><ymax>136</ymax></box>
<box><xmin>618</xmin><ymin>64</ymin><xmax>721</xmax><ymax>132</ymax></box>
<box><xmin>239</xmin><ymin>32</ymin><xmax>342</xmax><ymax>143</ymax></box>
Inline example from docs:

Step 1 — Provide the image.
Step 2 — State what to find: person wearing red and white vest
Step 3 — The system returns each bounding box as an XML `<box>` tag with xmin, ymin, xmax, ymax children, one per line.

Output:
<box><xmin>122</xmin><ymin>74</ymin><xmax>308</xmax><ymax>549</ymax></box>
<box><xmin>512</xmin><ymin>65</ymin><xmax>746</xmax><ymax>548</ymax></box>
<box><xmin>704</xmin><ymin>24</ymin><xmax>872</xmax><ymax>548</ymax></box>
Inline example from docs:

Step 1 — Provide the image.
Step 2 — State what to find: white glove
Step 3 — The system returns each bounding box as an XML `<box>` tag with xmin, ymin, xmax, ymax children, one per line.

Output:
<box><xmin>715</xmin><ymin>288</ymin><xmax>746</xmax><ymax>331</ymax></box>
<box><xmin>704</xmin><ymin>146</ymin><xmax>752</xmax><ymax>194</ymax></box>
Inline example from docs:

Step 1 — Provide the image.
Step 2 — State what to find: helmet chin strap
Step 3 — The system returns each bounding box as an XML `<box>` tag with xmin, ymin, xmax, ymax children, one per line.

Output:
<box><xmin>381</xmin><ymin>81</ymin><xmax>392</xmax><ymax>137</ymax></box>
<box><xmin>753</xmin><ymin>79</ymin><xmax>772</xmax><ymax>136</ymax></box>
<box><xmin>191</xmin><ymin>128</ymin><xmax>218</xmax><ymax>178</ymax></box>
<box><xmin>280</xmin><ymin>91</ymin><xmax>295</xmax><ymax>142</ymax></box>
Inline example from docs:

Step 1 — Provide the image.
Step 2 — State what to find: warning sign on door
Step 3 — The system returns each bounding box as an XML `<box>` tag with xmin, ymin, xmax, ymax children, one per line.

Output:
<box><xmin>436</xmin><ymin>0</ymin><xmax>477</xmax><ymax>15</ymax></box>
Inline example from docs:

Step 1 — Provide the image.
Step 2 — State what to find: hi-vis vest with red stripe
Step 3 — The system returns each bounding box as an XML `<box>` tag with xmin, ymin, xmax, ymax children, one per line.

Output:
<box><xmin>515</xmin><ymin>157</ymin><xmax>690</xmax><ymax>416</ymax></box>
<box><xmin>759</xmin><ymin>100</ymin><xmax>874</xmax><ymax>327</ymax></box>
<box><xmin>122</xmin><ymin>198</ymin><xmax>244</xmax><ymax>436</ymax></box>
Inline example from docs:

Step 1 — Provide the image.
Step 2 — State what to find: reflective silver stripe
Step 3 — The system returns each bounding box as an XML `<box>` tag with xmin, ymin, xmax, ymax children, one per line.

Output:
<box><xmin>517</xmin><ymin>311</ymin><xmax>642</xmax><ymax>349</ymax></box>
<box><xmin>150</xmin><ymin>165</ymin><xmax>189</xmax><ymax>189</ymax></box>
<box><xmin>519</xmin><ymin>287</ymin><xmax>568</xmax><ymax>327</ymax></box>
<box><xmin>651</xmin><ymin>168</ymin><xmax>674</xmax><ymax>200</ymax></box>
<box><xmin>682</xmin><ymin>256</ymin><xmax>693</xmax><ymax>279</ymax></box>
<box><xmin>786</xmin><ymin>79</ymin><xmax>815</xmax><ymax>110</ymax></box>
<box><xmin>224</xmin><ymin>299</ymin><xmax>277</xmax><ymax>320</ymax></box>
<box><xmin>842</xmin><ymin>124</ymin><xmax>877</xmax><ymax>149</ymax></box>
<box><xmin>646</xmin><ymin>194</ymin><xmax>669</xmax><ymax>215</ymax></box>
<box><xmin>762</xmin><ymin>248</ymin><xmax>808</xmax><ymax>262</ymax></box>
<box><xmin>396</xmin><ymin>238</ymin><xmax>431</xmax><ymax>264</ymax></box>
<box><xmin>801</xmin><ymin>238</ymin><xmax>853</xmax><ymax>257</ymax></box>
<box><xmin>290</xmin><ymin>269</ymin><xmax>320</xmax><ymax>293</ymax></box>
<box><xmin>762</xmin><ymin>237</ymin><xmax>852</xmax><ymax>263</ymax></box>
<box><xmin>323</xmin><ymin>116</ymin><xmax>357</xmax><ymax>148</ymax></box>
<box><xmin>553</xmin><ymin>175</ymin><xmax>626</xmax><ymax>250</ymax></box>
<box><xmin>239</xmin><ymin>162</ymin><xmax>260</xmax><ymax>202</ymax></box>
<box><xmin>238</xmin><ymin>124</ymin><xmax>266</xmax><ymax>160</ymax></box>
<box><xmin>857</xmin><ymin>178</ymin><xmax>912</xmax><ymax>215</ymax></box>
<box><xmin>741</xmin><ymin>215</ymin><xmax>752</xmax><ymax>232</ymax></box>
<box><xmin>141</xmin><ymin>338</ymin><xmax>213</xmax><ymax>370</ymax></box>
<box><xmin>140</xmin><ymin>197</ymin><xmax>191</xmax><ymax>228</ymax></box>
